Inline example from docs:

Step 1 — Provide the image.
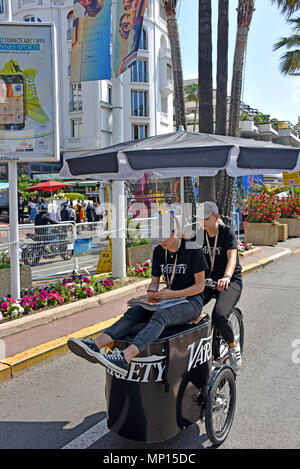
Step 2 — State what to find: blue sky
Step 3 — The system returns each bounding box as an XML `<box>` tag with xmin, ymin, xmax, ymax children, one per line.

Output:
<box><xmin>177</xmin><ymin>0</ymin><xmax>300</xmax><ymax>125</ymax></box>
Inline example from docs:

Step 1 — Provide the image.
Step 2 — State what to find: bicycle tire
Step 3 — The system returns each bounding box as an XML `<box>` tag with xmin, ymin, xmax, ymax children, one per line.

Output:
<box><xmin>205</xmin><ymin>367</ymin><xmax>236</xmax><ymax>446</ymax></box>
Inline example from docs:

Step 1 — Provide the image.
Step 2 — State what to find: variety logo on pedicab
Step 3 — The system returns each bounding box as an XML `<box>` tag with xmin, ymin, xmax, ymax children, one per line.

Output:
<box><xmin>107</xmin><ymin>335</ymin><xmax>212</xmax><ymax>382</ymax></box>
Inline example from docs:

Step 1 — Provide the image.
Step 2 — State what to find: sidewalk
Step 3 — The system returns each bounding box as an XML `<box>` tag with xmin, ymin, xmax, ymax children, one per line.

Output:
<box><xmin>1</xmin><ymin>237</ymin><xmax>300</xmax><ymax>381</ymax></box>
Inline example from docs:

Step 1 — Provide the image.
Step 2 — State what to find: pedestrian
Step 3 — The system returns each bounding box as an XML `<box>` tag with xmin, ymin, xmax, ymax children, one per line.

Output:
<box><xmin>197</xmin><ymin>201</ymin><xmax>243</xmax><ymax>371</ymax></box>
<box><xmin>86</xmin><ymin>201</ymin><xmax>96</xmax><ymax>223</ymax></box>
<box><xmin>18</xmin><ymin>195</ymin><xmax>26</xmax><ymax>224</ymax></box>
<box><xmin>28</xmin><ymin>195</ymin><xmax>37</xmax><ymax>224</ymax></box>
<box><xmin>67</xmin><ymin>215</ymin><xmax>209</xmax><ymax>376</ymax></box>
<box><xmin>76</xmin><ymin>202</ymin><xmax>85</xmax><ymax>223</ymax></box>
<box><xmin>60</xmin><ymin>202</ymin><xmax>70</xmax><ymax>222</ymax></box>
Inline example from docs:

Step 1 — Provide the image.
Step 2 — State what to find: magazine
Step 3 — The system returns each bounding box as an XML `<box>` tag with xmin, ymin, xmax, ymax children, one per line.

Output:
<box><xmin>127</xmin><ymin>295</ymin><xmax>189</xmax><ymax>312</ymax></box>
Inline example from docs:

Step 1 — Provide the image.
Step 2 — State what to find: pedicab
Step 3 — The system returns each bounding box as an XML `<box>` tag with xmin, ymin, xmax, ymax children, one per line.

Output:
<box><xmin>61</xmin><ymin>129</ymin><xmax>300</xmax><ymax>446</ymax></box>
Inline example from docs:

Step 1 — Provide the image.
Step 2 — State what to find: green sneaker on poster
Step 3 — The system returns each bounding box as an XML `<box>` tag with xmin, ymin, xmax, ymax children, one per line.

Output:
<box><xmin>0</xmin><ymin>59</ymin><xmax>49</xmax><ymax>124</ymax></box>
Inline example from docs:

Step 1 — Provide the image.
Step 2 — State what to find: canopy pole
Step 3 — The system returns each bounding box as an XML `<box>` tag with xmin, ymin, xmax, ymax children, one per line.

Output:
<box><xmin>111</xmin><ymin>69</ymin><xmax>126</xmax><ymax>278</ymax></box>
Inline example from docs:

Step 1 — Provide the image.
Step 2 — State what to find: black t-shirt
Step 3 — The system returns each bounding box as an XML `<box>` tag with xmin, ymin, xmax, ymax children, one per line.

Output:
<box><xmin>151</xmin><ymin>238</ymin><xmax>209</xmax><ymax>304</ymax></box>
<box><xmin>201</xmin><ymin>224</ymin><xmax>242</xmax><ymax>286</ymax></box>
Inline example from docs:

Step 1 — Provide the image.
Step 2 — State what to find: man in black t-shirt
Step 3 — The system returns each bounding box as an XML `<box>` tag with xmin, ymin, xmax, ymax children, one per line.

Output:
<box><xmin>67</xmin><ymin>215</ymin><xmax>209</xmax><ymax>377</ymax></box>
<box><xmin>197</xmin><ymin>201</ymin><xmax>243</xmax><ymax>371</ymax></box>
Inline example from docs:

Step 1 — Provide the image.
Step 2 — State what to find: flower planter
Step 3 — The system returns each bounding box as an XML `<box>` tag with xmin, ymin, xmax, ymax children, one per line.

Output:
<box><xmin>0</xmin><ymin>265</ymin><xmax>32</xmax><ymax>298</ymax></box>
<box><xmin>277</xmin><ymin>223</ymin><xmax>288</xmax><ymax>241</ymax></box>
<box><xmin>244</xmin><ymin>223</ymin><xmax>278</xmax><ymax>246</ymax></box>
<box><xmin>278</xmin><ymin>218</ymin><xmax>300</xmax><ymax>237</ymax></box>
<box><xmin>126</xmin><ymin>244</ymin><xmax>154</xmax><ymax>267</ymax></box>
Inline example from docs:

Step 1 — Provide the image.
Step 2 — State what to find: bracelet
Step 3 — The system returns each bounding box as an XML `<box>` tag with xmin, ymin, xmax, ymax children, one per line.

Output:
<box><xmin>223</xmin><ymin>274</ymin><xmax>231</xmax><ymax>280</ymax></box>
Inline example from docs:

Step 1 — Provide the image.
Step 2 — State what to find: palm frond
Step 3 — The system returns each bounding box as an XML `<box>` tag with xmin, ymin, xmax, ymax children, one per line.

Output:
<box><xmin>278</xmin><ymin>49</ymin><xmax>300</xmax><ymax>74</ymax></box>
<box><xmin>272</xmin><ymin>0</ymin><xmax>300</xmax><ymax>18</ymax></box>
<box><xmin>273</xmin><ymin>34</ymin><xmax>300</xmax><ymax>50</ymax></box>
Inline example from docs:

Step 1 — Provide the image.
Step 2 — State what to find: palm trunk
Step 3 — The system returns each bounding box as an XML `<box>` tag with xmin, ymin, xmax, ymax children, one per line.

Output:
<box><xmin>198</xmin><ymin>0</ymin><xmax>215</xmax><ymax>202</ymax></box>
<box><xmin>163</xmin><ymin>0</ymin><xmax>196</xmax><ymax>231</ymax></box>
<box><xmin>219</xmin><ymin>0</ymin><xmax>255</xmax><ymax>225</ymax></box>
<box><xmin>215</xmin><ymin>0</ymin><xmax>229</xmax><ymax>208</ymax></box>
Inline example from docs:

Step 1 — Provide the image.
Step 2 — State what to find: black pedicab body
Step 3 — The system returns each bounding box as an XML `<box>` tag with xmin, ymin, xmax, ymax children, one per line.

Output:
<box><xmin>105</xmin><ymin>314</ymin><xmax>237</xmax><ymax>446</ymax></box>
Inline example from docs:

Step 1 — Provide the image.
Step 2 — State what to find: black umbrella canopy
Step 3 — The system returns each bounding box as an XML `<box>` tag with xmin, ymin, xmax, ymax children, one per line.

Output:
<box><xmin>60</xmin><ymin>131</ymin><xmax>300</xmax><ymax>180</ymax></box>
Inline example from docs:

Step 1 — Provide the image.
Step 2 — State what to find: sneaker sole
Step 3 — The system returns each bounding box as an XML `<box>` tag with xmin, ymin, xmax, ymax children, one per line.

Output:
<box><xmin>67</xmin><ymin>338</ymin><xmax>100</xmax><ymax>364</ymax></box>
<box><xmin>95</xmin><ymin>353</ymin><xmax>129</xmax><ymax>377</ymax></box>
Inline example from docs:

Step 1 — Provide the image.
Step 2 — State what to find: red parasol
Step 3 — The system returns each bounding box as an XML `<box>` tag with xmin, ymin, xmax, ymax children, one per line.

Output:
<box><xmin>26</xmin><ymin>180</ymin><xmax>73</xmax><ymax>192</ymax></box>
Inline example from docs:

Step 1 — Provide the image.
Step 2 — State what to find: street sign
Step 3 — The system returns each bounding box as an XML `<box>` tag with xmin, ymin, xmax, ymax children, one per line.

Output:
<box><xmin>282</xmin><ymin>171</ymin><xmax>300</xmax><ymax>186</ymax></box>
<box><xmin>0</xmin><ymin>22</ymin><xmax>59</xmax><ymax>162</ymax></box>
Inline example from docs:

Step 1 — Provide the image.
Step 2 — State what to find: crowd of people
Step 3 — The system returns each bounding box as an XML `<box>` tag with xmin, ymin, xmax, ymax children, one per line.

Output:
<box><xmin>18</xmin><ymin>195</ymin><xmax>103</xmax><ymax>225</ymax></box>
<box><xmin>59</xmin><ymin>199</ymin><xmax>103</xmax><ymax>224</ymax></box>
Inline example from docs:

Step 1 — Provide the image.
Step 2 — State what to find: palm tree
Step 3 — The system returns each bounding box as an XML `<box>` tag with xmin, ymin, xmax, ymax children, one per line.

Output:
<box><xmin>218</xmin><ymin>0</ymin><xmax>255</xmax><ymax>226</ymax></box>
<box><xmin>273</xmin><ymin>17</ymin><xmax>300</xmax><ymax>74</ymax></box>
<box><xmin>271</xmin><ymin>0</ymin><xmax>300</xmax><ymax>17</ymax></box>
<box><xmin>162</xmin><ymin>0</ymin><xmax>186</xmax><ymax>130</ymax></box>
<box><xmin>228</xmin><ymin>0</ymin><xmax>255</xmax><ymax>138</ymax></box>
<box><xmin>215</xmin><ymin>0</ymin><xmax>229</xmax><ymax>208</ymax></box>
<box><xmin>162</xmin><ymin>0</ymin><xmax>196</xmax><ymax>229</ymax></box>
<box><xmin>185</xmin><ymin>82</ymin><xmax>199</xmax><ymax>132</ymax></box>
<box><xmin>198</xmin><ymin>0</ymin><xmax>215</xmax><ymax>203</ymax></box>
<box><xmin>215</xmin><ymin>0</ymin><xmax>229</xmax><ymax>137</ymax></box>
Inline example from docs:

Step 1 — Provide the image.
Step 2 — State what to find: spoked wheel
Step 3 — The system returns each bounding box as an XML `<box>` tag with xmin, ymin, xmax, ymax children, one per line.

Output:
<box><xmin>205</xmin><ymin>367</ymin><xmax>236</xmax><ymax>446</ymax></box>
<box><xmin>24</xmin><ymin>247</ymin><xmax>41</xmax><ymax>266</ymax></box>
<box><xmin>213</xmin><ymin>307</ymin><xmax>244</xmax><ymax>361</ymax></box>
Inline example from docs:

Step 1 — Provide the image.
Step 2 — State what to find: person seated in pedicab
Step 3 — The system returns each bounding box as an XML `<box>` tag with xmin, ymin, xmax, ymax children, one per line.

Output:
<box><xmin>197</xmin><ymin>201</ymin><xmax>243</xmax><ymax>371</ymax></box>
<box><xmin>67</xmin><ymin>214</ymin><xmax>209</xmax><ymax>377</ymax></box>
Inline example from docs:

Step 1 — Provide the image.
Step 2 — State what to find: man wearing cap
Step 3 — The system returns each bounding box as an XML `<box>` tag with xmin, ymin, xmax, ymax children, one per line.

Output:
<box><xmin>67</xmin><ymin>214</ymin><xmax>209</xmax><ymax>376</ymax></box>
<box><xmin>197</xmin><ymin>201</ymin><xmax>243</xmax><ymax>371</ymax></box>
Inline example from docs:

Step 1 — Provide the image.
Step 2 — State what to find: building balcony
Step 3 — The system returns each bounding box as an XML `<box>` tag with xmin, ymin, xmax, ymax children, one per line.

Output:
<box><xmin>256</xmin><ymin>123</ymin><xmax>278</xmax><ymax>140</ymax></box>
<box><xmin>160</xmin><ymin>78</ymin><xmax>174</xmax><ymax>96</ymax></box>
<box><xmin>159</xmin><ymin>48</ymin><xmax>171</xmax><ymax>60</ymax></box>
<box><xmin>69</xmin><ymin>101</ymin><xmax>83</xmax><ymax>112</ymax></box>
<box><xmin>276</xmin><ymin>128</ymin><xmax>300</xmax><ymax>147</ymax></box>
<box><xmin>131</xmin><ymin>106</ymin><xmax>149</xmax><ymax>118</ymax></box>
<box><xmin>64</xmin><ymin>136</ymin><xmax>101</xmax><ymax>150</ymax></box>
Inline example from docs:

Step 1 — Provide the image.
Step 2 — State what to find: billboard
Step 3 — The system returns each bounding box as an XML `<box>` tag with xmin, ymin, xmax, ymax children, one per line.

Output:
<box><xmin>0</xmin><ymin>22</ymin><xmax>59</xmax><ymax>162</ymax></box>
<box><xmin>71</xmin><ymin>0</ymin><xmax>112</xmax><ymax>82</ymax></box>
<box><xmin>113</xmin><ymin>0</ymin><xmax>146</xmax><ymax>77</ymax></box>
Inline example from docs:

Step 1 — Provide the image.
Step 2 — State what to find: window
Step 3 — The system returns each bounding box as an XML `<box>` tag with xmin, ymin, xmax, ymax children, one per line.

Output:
<box><xmin>71</xmin><ymin>118</ymin><xmax>82</xmax><ymax>138</ymax></box>
<box><xmin>70</xmin><ymin>83</ymin><xmax>82</xmax><ymax>111</ymax></box>
<box><xmin>107</xmin><ymin>85</ymin><xmax>112</xmax><ymax>104</ymax></box>
<box><xmin>161</xmin><ymin>96</ymin><xmax>168</xmax><ymax>115</ymax></box>
<box><xmin>131</xmin><ymin>91</ymin><xmax>149</xmax><ymax>117</ymax></box>
<box><xmin>24</xmin><ymin>14</ymin><xmax>42</xmax><ymax>22</ymax></box>
<box><xmin>132</xmin><ymin>124</ymin><xmax>148</xmax><ymax>140</ymax></box>
<box><xmin>130</xmin><ymin>60</ymin><xmax>148</xmax><ymax>83</ymax></box>
<box><xmin>138</xmin><ymin>28</ymin><xmax>148</xmax><ymax>50</ymax></box>
<box><xmin>159</xmin><ymin>1</ymin><xmax>167</xmax><ymax>21</ymax></box>
<box><xmin>67</xmin><ymin>11</ymin><xmax>73</xmax><ymax>41</ymax></box>
<box><xmin>167</xmin><ymin>63</ymin><xmax>173</xmax><ymax>81</ymax></box>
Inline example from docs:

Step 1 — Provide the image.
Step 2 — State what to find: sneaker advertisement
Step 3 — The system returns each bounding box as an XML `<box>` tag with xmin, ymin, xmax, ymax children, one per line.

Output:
<box><xmin>0</xmin><ymin>23</ymin><xmax>59</xmax><ymax>161</ymax></box>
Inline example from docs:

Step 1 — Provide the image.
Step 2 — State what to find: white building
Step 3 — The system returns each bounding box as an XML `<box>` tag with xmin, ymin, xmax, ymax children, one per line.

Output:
<box><xmin>11</xmin><ymin>0</ymin><xmax>174</xmax><ymax>164</ymax></box>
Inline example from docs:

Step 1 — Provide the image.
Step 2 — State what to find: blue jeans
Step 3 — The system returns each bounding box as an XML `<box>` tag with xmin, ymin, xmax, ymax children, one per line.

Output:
<box><xmin>104</xmin><ymin>297</ymin><xmax>203</xmax><ymax>353</ymax></box>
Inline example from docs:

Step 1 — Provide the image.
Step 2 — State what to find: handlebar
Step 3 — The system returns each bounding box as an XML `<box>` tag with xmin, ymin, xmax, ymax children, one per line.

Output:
<box><xmin>205</xmin><ymin>278</ymin><xmax>218</xmax><ymax>289</ymax></box>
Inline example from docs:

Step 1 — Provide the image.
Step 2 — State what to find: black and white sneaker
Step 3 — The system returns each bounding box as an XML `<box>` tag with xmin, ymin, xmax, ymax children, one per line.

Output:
<box><xmin>96</xmin><ymin>348</ymin><xmax>129</xmax><ymax>377</ymax></box>
<box><xmin>67</xmin><ymin>337</ymin><xmax>100</xmax><ymax>364</ymax></box>
<box><xmin>228</xmin><ymin>343</ymin><xmax>242</xmax><ymax>371</ymax></box>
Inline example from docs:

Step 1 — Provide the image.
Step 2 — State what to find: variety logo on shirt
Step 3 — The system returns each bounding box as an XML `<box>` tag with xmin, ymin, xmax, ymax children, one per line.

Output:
<box><xmin>160</xmin><ymin>264</ymin><xmax>188</xmax><ymax>275</ymax></box>
<box><xmin>202</xmin><ymin>246</ymin><xmax>222</xmax><ymax>255</ymax></box>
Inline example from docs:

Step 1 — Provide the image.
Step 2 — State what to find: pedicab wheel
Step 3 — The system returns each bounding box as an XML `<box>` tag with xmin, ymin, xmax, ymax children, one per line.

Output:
<box><xmin>24</xmin><ymin>247</ymin><xmax>40</xmax><ymax>266</ymax></box>
<box><xmin>205</xmin><ymin>367</ymin><xmax>236</xmax><ymax>447</ymax></box>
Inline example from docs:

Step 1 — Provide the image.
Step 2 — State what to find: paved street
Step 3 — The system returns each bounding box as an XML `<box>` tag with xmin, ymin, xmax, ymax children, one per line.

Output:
<box><xmin>0</xmin><ymin>253</ymin><xmax>299</xmax><ymax>449</ymax></box>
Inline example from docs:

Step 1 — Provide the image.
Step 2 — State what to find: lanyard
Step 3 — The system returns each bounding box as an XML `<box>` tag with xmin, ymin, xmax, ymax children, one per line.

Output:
<box><xmin>164</xmin><ymin>239</ymin><xmax>181</xmax><ymax>289</ymax></box>
<box><xmin>205</xmin><ymin>227</ymin><xmax>219</xmax><ymax>276</ymax></box>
